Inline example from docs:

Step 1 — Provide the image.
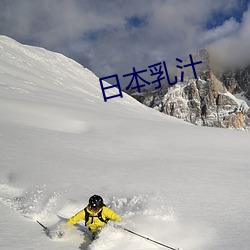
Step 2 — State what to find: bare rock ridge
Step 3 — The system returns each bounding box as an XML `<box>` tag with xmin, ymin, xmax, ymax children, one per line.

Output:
<box><xmin>127</xmin><ymin>49</ymin><xmax>250</xmax><ymax>130</ymax></box>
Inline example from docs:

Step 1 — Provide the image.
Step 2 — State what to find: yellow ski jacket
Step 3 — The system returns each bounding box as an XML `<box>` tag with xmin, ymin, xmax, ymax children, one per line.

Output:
<box><xmin>67</xmin><ymin>206</ymin><xmax>121</xmax><ymax>233</ymax></box>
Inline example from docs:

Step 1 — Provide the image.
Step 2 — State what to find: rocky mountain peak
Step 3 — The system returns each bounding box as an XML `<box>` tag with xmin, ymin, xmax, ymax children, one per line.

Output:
<box><xmin>178</xmin><ymin>48</ymin><xmax>210</xmax><ymax>81</ymax></box>
<box><xmin>130</xmin><ymin>49</ymin><xmax>250</xmax><ymax>130</ymax></box>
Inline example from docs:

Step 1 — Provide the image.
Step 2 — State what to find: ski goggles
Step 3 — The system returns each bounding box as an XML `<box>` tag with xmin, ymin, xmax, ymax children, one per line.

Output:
<box><xmin>89</xmin><ymin>205</ymin><xmax>101</xmax><ymax>212</ymax></box>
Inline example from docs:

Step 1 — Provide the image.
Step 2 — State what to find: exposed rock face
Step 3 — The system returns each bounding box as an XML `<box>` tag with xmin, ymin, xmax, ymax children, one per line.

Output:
<box><xmin>130</xmin><ymin>49</ymin><xmax>250</xmax><ymax>130</ymax></box>
<box><xmin>218</xmin><ymin>66</ymin><xmax>250</xmax><ymax>100</ymax></box>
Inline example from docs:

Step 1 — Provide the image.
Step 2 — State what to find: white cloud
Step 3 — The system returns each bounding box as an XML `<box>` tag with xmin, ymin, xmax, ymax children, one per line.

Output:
<box><xmin>209</xmin><ymin>3</ymin><xmax>250</xmax><ymax>69</ymax></box>
<box><xmin>200</xmin><ymin>18</ymin><xmax>240</xmax><ymax>45</ymax></box>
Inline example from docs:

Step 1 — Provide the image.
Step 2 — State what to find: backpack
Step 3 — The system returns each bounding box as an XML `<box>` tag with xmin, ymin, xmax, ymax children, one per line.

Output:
<box><xmin>84</xmin><ymin>206</ymin><xmax>109</xmax><ymax>226</ymax></box>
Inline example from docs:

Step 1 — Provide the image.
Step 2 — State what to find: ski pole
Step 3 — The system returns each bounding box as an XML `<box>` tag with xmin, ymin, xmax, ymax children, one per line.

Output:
<box><xmin>37</xmin><ymin>220</ymin><xmax>48</xmax><ymax>231</ymax></box>
<box><xmin>122</xmin><ymin>227</ymin><xmax>180</xmax><ymax>250</ymax></box>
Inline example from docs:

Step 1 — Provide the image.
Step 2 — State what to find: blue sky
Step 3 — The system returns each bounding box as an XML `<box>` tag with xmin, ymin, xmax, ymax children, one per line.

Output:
<box><xmin>0</xmin><ymin>0</ymin><xmax>249</xmax><ymax>86</ymax></box>
<box><xmin>206</xmin><ymin>0</ymin><xmax>249</xmax><ymax>28</ymax></box>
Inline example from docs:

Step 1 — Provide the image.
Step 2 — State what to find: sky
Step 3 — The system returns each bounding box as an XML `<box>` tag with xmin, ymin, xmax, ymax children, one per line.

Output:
<box><xmin>0</xmin><ymin>0</ymin><xmax>249</xmax><ymax>87</ymax></box>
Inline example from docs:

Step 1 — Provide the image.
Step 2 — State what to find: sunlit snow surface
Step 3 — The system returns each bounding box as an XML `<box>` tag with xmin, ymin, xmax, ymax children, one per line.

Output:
<box><xmin>0</xmin><ymin>36</ymin><xmax>249</xmax><ymax>250</ymax></box>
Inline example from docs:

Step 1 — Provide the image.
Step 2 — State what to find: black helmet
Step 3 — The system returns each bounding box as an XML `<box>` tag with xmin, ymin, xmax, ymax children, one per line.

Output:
<box><xmin>89</xmin><ymin>195</ymin><xmax>104</xmax><ymax>210</ymax></box>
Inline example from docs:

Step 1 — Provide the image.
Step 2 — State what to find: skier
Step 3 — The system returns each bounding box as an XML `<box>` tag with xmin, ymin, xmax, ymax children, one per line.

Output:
<box><xmin>66</xmin><ymin>194</ymin><xmax>122</xmax><ymax>239</ymax></box>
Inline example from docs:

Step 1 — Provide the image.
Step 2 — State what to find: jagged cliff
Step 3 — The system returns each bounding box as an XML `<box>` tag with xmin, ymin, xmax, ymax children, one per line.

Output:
<box><xmin>218</xmin><ymin>66</ymin><xmax>250</xmax><ymax>100</ymax></box>
<box><xmin>129</xmin><ymin>49</ymin><xmax>250</xmax><ymax>130</ymax></box>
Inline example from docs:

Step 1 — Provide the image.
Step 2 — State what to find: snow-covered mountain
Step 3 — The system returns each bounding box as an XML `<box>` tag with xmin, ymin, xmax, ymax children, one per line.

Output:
<box><xmin>0</xmin><ymin>36</ymin><xmax>250</xmax><ymax>250</ymax></box>
<box><xmin>129</xmin><ymin>49</ymin><xmax>250</xmax><ymax>130</ymax></box>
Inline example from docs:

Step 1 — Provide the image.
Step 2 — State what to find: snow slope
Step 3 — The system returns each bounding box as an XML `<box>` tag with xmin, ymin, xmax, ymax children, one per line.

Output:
<box><xmin>0</xmin><ymin>36</ymin><xmax>250</xmax><ymax>250</ymax></box>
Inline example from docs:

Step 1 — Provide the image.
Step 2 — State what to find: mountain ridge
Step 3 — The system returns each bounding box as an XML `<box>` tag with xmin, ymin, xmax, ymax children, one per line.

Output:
<box><xmin>128</xmin><ymin>48</ymin><xmax>250</xmax><ymax>130</ymax></box>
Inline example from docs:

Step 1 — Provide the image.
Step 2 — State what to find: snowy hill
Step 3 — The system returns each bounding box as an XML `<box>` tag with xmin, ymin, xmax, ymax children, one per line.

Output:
<box><xmin>0</xmin><ymin>36</ymin><xmax>250</xmax><ymax>250</ymax></box>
